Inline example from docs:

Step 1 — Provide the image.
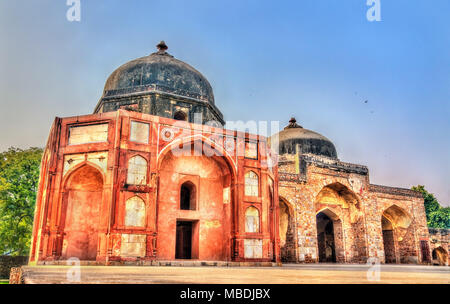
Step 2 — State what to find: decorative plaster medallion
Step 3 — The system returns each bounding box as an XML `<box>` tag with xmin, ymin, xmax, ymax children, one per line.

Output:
<box><xmin>161</xmin><ymin>127</ymin><xmax>175</xmax><ymax>142</ymax></box>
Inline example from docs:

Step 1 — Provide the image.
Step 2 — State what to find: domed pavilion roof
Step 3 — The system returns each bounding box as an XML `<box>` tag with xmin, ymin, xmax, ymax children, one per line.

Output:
<box><xmin>100</xmin><ymin>41</ymin><xmax>215</xmax><ymax>104</ymax></box>
<box><xmin>271</xmin><ymin>117</ymin><xmax>338</xmax><ymax>159</ymax></box>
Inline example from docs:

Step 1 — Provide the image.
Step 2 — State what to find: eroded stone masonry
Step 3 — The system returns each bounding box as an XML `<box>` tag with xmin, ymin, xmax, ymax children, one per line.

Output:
<box><xmin>271</xmin><ymin>118</ymin><xmax>435</xmax><ymax>264</ymax></box>
<box><xmin>429</xmin><ymin>229</ymin><xmax>449</xmax><ymax>266</ymax></box>
<box><xmin>28</xmin><ymin>42</ymin><xmax>445</xmax><ymax>266</ymax></box>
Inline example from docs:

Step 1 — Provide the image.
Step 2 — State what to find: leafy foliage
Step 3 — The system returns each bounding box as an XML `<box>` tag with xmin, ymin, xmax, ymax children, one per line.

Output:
<box><xmin>412</xmin><ymin>185</ymin><xmax>450</xmax><ymax>229</ymax></box>
<box><xmin>0</xmin><ymin>147</ymin><xmax>43</xmax><ymax>255</ymax></box>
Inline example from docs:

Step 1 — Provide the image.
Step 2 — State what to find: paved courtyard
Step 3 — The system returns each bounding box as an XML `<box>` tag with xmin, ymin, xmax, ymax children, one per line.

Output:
<box><xmin>20</xmin><ymin>264</ymin><xmax>450</xmax><ymax>284</ymax></box>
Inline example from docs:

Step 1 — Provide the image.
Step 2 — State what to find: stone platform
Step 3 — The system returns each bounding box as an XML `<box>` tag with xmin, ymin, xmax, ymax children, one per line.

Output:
<box><xmin>35</xmin><ymin>260</ymin><xmax>280</xmax><ymax>267</ymax></box>
<box><xmin>11</xmin><ymin>264</ymin><xmax>450</xmax><ymax>284</ymax></box>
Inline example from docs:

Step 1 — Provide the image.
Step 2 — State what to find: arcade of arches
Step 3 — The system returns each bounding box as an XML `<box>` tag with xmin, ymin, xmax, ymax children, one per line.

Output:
<box><xmin>277</xmin><ymin>150</ymin><xmax>431</xmax><ymax>265</ymax></box>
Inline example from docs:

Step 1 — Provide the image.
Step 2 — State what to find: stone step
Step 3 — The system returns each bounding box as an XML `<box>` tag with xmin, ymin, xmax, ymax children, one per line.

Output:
<box><xmin>11</xmin><ymin>264</ymin><xmax>450</xmax><ymax>284</ymax></box>
<box><xmin>16</xmin><ymin>262</ymin><xmax>279</xmax><ymax>284</ymax></box>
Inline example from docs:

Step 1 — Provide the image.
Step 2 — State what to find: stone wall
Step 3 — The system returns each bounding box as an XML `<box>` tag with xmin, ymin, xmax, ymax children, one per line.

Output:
<box><xmin>0</xmin><ymin>256</ymin><xmax>28</xmax><ymax>279</ymax></box>
<box><xmin>277</xmin><ymin>153</ymin><xmax>429</xmax><ymax>265</ymax></box>
<box><xmin>429</xmin><ymin>228</ymin><xmax>449</xmax><ymax>266</ymax></box>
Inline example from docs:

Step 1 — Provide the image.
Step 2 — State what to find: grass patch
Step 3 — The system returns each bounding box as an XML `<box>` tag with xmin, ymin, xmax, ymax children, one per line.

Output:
<box><xmin>0</xmin><ymin>280</ymin><xmax>8</xmax><ymax>284</ymax></box>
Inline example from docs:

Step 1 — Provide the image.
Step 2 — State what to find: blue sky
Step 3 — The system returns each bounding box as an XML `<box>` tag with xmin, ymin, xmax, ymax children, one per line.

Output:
<box><xmin>0</xmin><ymin>0</ymin><xmax>449</xmax><ymax>205</ymax></box>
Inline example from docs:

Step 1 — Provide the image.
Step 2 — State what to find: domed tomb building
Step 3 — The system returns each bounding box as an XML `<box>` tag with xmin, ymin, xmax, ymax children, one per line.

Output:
<box><xmin>271</xmin><ymin>118</ymin><xmax>432</xmax><ymax>264</ymax></box>
<box><xmin>94</xmin><ymin>41</ymin><xmax>224</xmax><ymax>125</ymax></box>
<box><xmin>28</xmin><ymin>42</ymin><xmax>438</xmax><ymax>266</ymax></box>
<box><xmin>29</xmin><ymin>43</ymin><xmax>280</xmax><ymax>265</ymax></box>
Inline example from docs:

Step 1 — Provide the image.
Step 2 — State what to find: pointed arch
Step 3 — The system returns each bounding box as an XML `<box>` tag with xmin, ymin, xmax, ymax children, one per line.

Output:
<box><xmin>127</xmin><ymin>155</ymin><xmax>148</xmax><ymax>185</ymax></box>
<box><xmin>245</xmin><ymin>206</ymin><xmax>260</xmax><ymax>233</ymax></box>
<box><xmin>315</xmin><ymin>182</ymin><xmax>368</xmax><ymax>263</ymax></box>
<box><xmin>382</xmin><ymin>204</ymin><xmax>412</xmax><ymax>229</ymax></box>
<box><xmin>61</xmin><ymin>163</ymin><xmax>104</xmax><ymax>260</ymax></box>
<box><xmin>244</xmin><ymin>170</ymin><xmax>259</xmax><ymax>197</ymax></box>
<box><xmin>156</xmin><ymin>135</ymin><xmax>237</xmax><ymax>261</ymax></box>
<box><xmin>315</xmin><ymin>182</ymin><xmax>360</xmax><ymax>210</ymax></box>
<box><xmin>381</xmin><ymin>204</ymin><xmax>416</xmax><ymax>264</ymax></box>
<box><xmin>157</xmin><ymin>134</ymin><xmax>237</xmax><ymax>178</ymax></box>
<box><xmin>125</xmin><ymin>196</ymin><xmax>146</xmax><ymax>227</ymax></box>
<box><xmin>432</xmin><ymin>246</ymin><xmax>448</xmax><ymax>266</ymax></box>
<box><xmin>316</xmin><ymin>207</ymin><xmax>341</xmax><ymax>221</ymax></box>
<box><xmin>63</xmin><ymin>161</ymin><xmax>105</xmax><ymax>187</ymax></box>
<box><xmin>180</xmin><ymin>181</ymin><xmax>196</xmax><ymax>210</ymax></box>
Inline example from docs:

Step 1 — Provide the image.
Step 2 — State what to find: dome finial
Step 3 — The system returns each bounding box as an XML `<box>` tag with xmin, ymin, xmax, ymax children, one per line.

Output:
<box><xmin>156</xmin><ymin>41</ymin><xmax>168</xmax><ymax>53</ymax></box>
<box><xmin>285</xmin><ymin>117</ymin><xmax>303</xmax><ymax>129</ymax></box>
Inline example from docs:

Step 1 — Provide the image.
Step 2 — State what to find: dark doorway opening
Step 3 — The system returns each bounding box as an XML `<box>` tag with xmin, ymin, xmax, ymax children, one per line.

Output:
<box><xmin>420</xmin><ymin>240</ymin><xmax>431</xmax><ymax>263</ymax></box>
<box><xmin>279</xmin><ymin>199</ymin><xmax>296</xmax><ymax>262</ymax></box>
<box><xmin>316</xmin><ymin>212</ymin><xmax>336</xmax><ymax>263</ymax></box>
<box><xmin>174</xmin><ymin>111</ymin><xmax>187</xmax><ymax>121</ymax></box>
<box><xmin>381</xmin><ymin>216</ymin><xmax>396</xmax><ymax>263</ymax></box>
<box><xmin>180</xmin><ymin>182</ymin><xmax>196</xmax><ymax>210</ymax></box>
<box><xmin>176</xmin><ymin>221</ymin><xmax>193</xmax><ymax>259</ymax></box>
<box><xmin>382</xmin><ymin>230</ymin><xmax>396</xmax><ymax>263</ymax></box>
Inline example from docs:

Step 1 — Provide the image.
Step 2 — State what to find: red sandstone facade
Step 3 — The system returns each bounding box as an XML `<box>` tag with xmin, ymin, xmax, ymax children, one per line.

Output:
<box><xmin>29</xmin><ymin>110</ymin><xmax>280</xmax><ymax>264</ymax></box>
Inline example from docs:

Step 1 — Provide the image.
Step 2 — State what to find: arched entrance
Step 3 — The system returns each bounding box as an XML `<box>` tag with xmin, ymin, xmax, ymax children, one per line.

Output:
<box><xmin>381</xmin><ymin>205</ymin><xmax>413</xmax><ymax>264</ymax></box>
<box><xmin>61</xmin><ymin>164</ymin><xmax>103</xmax><ymax>260</ymax></box>
<box><xmin>432</xmin><ymin>247</ymin><xmax>448</xmax><ymax>266</ymax></box>
<box><xmin>315</xmin><ymin>182</ymin><xmax>363</xmax><ymax>263</ymax></box>
<box><xmin>279</xmin><ymin>198</ymin><xmax>296</xmax><ymax>262</ymax></box>
<box><xmin>157</xmin><ymin>138</ymin><xmax>236</xmax><ymax>261</ymax></box>
<box><xmin>316</xmin><ymin>210</ymin><xmax>342</xmax><ymax>263</ymax></box>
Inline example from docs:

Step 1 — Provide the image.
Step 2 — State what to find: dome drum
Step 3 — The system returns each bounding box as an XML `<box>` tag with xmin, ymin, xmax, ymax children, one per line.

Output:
<box><xmin>102</xmin><ymin>83</ymin><xmax>211</xmax><ymax>103</ymax></box>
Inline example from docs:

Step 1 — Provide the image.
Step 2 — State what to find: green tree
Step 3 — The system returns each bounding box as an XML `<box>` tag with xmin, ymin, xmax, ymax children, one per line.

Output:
<box><xmin>412</xmin><ymin>185</ymin><xmax>450</xmax><ymax>229</ymax></box>
<box><xmin>0</xmin><ymin>147</ymin><xmax>43</xmax><ymax>256</ymax></box>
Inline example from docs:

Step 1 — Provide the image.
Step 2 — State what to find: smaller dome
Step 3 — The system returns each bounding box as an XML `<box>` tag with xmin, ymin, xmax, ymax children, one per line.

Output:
<box><xmin>271</xmin><ymin>117</ymin><xmax>338</xmax><ymax>158</ymax></box>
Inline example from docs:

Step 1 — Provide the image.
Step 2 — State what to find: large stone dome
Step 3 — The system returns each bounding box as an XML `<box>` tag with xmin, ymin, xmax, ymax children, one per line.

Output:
<box><xmin>100</xmin><ymin>41</ymin><xmax>215</xmax><ymax>104</ymax></box>
<box><xmin>271</xmin><ymin>118</ymin><xmax>338</xmax><ymax>159</ymax></box>
<box><xmin>94</xmin><ymin>41</ymin><xmax>224</xmax><ymax>125</ymax></box>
